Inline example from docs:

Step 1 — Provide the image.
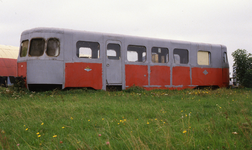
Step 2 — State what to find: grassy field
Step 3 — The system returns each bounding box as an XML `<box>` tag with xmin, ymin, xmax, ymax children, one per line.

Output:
<box><xmin>0</xmin><ymin>87</ymin><xmax>251</xmax><ymax>150</ymax></box>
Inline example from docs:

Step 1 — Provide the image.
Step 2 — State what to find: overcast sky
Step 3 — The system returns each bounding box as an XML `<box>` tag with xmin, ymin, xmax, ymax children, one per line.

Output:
<box><xmin>1</xmin><ymin>0</ymin><xmax>251</xmax><ymax>75</ymax></box>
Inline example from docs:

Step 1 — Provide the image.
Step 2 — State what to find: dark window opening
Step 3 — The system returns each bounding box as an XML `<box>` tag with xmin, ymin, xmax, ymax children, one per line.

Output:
<box><xmin>20</xmin><ymin>40</ymin><xmax>29</xmax><ymax>57</ymax></box>
<box><xmin>107</xmin><ymin>43</ymin><xmax>120</xmax><ymax>60</ymax></box>
<box><xmin>46</xmin><ymin>38</ymin><xmax>60</xmax><ymax>57</ymax></box>
<box><xmin>223</xmin><ymin>52</ymin><xmax>228</xmax><ymax>63</ymax></box>
<box><xmin>127</xmin><ymin>45</ymin><xmax>146</xmax><ymax>62</ymax></box>
<box><xmin>29</xmin><ymin>38</ymin><xmax>45</xmax><ymax>56</ymax></box>
<box><xmin>151</xmin><ymin>47</ymin><xmax>169</xmax><ymax>63</ymax></box>
<box><xmin>76</xmin><ymin>41</ymin><xmax>100</xmax><ymax>59</ymax></box>
<box><xmin>173</xmin><ymin>49</ymin><xmax>189</xmax><ymax>64</ymax></box>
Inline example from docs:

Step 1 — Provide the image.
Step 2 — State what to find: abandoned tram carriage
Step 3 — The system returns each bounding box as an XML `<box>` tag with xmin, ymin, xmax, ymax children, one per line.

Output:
<box><xmin>17</xmin><ymin>28</ymin><xmax>229</xmax><ymax>90</ymax></box>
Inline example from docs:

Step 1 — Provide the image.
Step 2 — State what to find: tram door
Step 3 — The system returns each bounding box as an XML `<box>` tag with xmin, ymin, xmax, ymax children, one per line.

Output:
<box><xmin>106</xmin><ymin>41</ymin><xmax>122</xmax><ymax>85</ymax></box>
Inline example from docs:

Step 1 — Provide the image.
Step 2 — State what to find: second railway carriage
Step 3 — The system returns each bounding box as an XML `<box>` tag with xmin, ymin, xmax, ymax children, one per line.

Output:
<box><xmin>0</xmin><ymin>45</ymin><xmax>19</xmax><ymax>86</ymax></box>
<box><xmin>17</xmin><ymin>27</ymin><xmax>229</xmax><ymax>90</ymax></box>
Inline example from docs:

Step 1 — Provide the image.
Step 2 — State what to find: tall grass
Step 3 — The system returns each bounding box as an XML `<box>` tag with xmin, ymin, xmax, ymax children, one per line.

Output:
<box><xmin>0</xmin><ymin>87</ymin><xmax>251</xmax><ymax>149</ymax></box>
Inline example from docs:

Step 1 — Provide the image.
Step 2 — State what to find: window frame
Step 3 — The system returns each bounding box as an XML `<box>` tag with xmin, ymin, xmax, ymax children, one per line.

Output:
<box><xmin>76</xmin><ymin>41</ymin><xmax>100</xmax><ymax>59</ymax></box>
<box><xmin>173</xmin><ymin>48</ymin><xmax>189</xmax><ymax>64</ymax></box>
<box><xmin>46</xmin><ymin>38</ymin><xmax>60</xmax><ymax>57</ymax></box>
<box><xmin>223</xmin><ymin>52</ymin><xmax>228</xmax><ymax>63</ymax></box>
<box><xmin>28</xmin><ymin>38</ymin><xmax>46</xmax><ymax>57</ymax></box>
<box><xmin>197</xmin><ymin>51</ymin><xmax>211</xmax><ymax>66</ymax></box>
<box><xmin>20</xmin><ymin>40</ymin><xmax>29</xmax><ymax>57</ymax></box>
<box><xmin>127</xmin><ymin>45</ymin><xmax>147</xmax><ymax>62</ymax></box>
<box><xmin>107</xmin><ymin>43</ymin><xmax>121</xmax><ymax>60</ymax></box>
<box><xmin>151</xmin><ymin>47</ymin><xmax>169</xmax><ymax>63</ymax></box>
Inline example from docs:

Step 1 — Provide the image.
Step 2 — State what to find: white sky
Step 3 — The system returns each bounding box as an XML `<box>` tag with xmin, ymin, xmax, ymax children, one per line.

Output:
<box><xmin>1</xmin><ymin>0</ymin><xmax>252</xmax><ymax>75</ymax></box>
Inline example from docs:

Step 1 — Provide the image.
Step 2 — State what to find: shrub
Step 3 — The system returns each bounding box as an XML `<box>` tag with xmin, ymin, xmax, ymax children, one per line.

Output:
<box><xmin>124</xmin><ymin>85</ymin><xmax>145</xmax><ymax>93</ymax></box>
<box><xmin>232</xmin><ymin>49</ymin><xmax>252</xmax><ymax>87</ymax></box>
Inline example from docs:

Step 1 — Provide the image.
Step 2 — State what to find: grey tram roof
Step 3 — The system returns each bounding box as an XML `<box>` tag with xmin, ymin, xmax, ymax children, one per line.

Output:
<box><xmin>21</xmin><ymin>27</ymin><xmax>226</xmax><ymax>49</ymax></box>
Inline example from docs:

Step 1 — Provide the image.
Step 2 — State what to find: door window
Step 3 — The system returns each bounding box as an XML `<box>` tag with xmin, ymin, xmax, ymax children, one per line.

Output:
<box><xmin>107</xmin><ymin>43</ymin><xmax>120</xmax><ymax>60</ymax></box>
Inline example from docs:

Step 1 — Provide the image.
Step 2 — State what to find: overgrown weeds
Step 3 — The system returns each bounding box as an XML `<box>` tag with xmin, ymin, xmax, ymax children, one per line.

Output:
<box><xmin>0</xmin><ymin>87</ymin><xmax>251</xmax><ymax>149</ymax></box>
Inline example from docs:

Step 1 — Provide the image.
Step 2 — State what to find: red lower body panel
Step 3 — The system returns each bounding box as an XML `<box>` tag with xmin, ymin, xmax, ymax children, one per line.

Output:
<box><xmin>125</xmin><ymin>64</ymin><xmax>148</xmax><ymax>87</ymax></box>
<box><xmin>17</xmin><ymin>62</ymin><xmax>27</xmax><ymax>78</ymax></box>
<box><xmin>65</xmin><ymin>62</ymin><xmax>102</xmax><ymax>89</ymax></box>
<box><xmin>17</xmin><ymin>62</ymin><xmax>27</xmax><ymax>87</ymax></box>
<box><xmin>172</xmin><ymin>66</ymin><xmax>190</xmax><ymax>86</ymax></box>
<box><xmin>150</xmin><ymin>66</ymin><xmax>170</xmax><ymax>86</ymax></box>
<box><xmin>222</xmin><ymin>68</ymin><xmax>229</xmax><ymax>87</ymax></box>
<box><xmin>192</xmin><ymin>68</ymin><xmax>223</xmax><ymax>87</ymax></box>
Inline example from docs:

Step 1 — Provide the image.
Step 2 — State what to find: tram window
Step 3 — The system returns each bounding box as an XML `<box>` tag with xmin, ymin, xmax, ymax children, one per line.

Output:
<box><xmin>46</xmin><ymin>38</ymin><xmax>60</xmax><ymax>57</ymax></box>
<box><xmin>76</xmin><ymin>41</ymin><xmax>100</xmax><ymax>59</ymax></box>
<box><xmin>173</xmin><ymin>49</ymin><xmax>188</xmax><ymax>64</ymax></box>
<box><xmin>127</xmin><ymin>45</ymin><xmax>146</xmax><ymax>62</ymax></box>
<box><xmin>20</xmin><ymin>40</ymin><xmax>29</xmax><ymax>57</ymax></box>
<box><xmin>107</xmin><ymin>43</ymin><xmax>120</xmax><ymax>60</ymax></box>
<box><xmin>197</xmin><ymin>51</ymin><xmax>210</xmax><ymax>65</ymax></box>
<box><xmin>223</xmin><ymin>52</ymin><xmax>228</xmax><ymax>63</ymax></box>
<box><xmin>29</xmin><ymin>38</ymin><xmax>45</xmax><ymax>56</ymax></box>
<box><xmin>151</xmin><ymin>47</ymin><xmax>169</xmax><ymax>63</ymax></box>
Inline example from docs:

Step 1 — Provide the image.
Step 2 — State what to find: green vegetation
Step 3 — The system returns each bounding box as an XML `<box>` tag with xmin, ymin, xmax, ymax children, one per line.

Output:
<box><xmin>232</xmin><ymin>49</ymin><xmax>252</xmax><ymax>88</ymax></box>
<box><xmin>0</xmin><ymin>87</ymin><xmax>251</xmax><ymax>149</ymax></box>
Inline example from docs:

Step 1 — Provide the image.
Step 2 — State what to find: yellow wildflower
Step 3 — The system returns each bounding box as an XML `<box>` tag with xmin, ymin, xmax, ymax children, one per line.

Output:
<box><xmin>183</xmin><ymin>130</ymin><xmax>187</xmax><ymax>134</ymax></box>
<box><xmin>70</xmin><ymin>117</ymin><xmax>73</xmax><ymax>120</ymax></box>
<box><xmin>53</xmin><ymin>135</ymin><xmax>57</xmax><ymax>138</ymax></box>
<box><xmin>147</xmin><ymin>121</ymin><xmax>149</xmax><ymax>124</ymax></box>
<box><xmin>38</xmin><ymin>135</ymin><xmax>41</xmax><ymax>138</ymax></box>
<box><xmin>88</xmin><ymin>119</ymin><xmax>90</xmax><ymax>121</ymax></box>
<box><xmin>36</xmin><ymin>132</ymin><xmax>39</xmax><ymax>135</ymax></box>
<box><xmin>62</xmin><ymin>127</ymin><xmax>65</xmax><ymax>129</ymax></box>
<box><xmin>41</xmin><ymin>122</ymin><xmax>44</xmax><ymax>125</ymax></box>
<box><xmin>26</xmin><ymin>128</ymin><xmax>28</xmax><ymax>131</ymax></box>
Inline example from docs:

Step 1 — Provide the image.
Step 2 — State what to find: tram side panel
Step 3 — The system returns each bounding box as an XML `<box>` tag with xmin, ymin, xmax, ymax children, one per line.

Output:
<box><xmin>64</xmin><ymin>31</ymin><xmax>103</xmax><ymax>90</ymax></box>
<box><xmin>172</xmin><ymin>66</ymin><xmax>191</xmax><ymax>89</ymax></box>
<box><xmin>222</xmin><ymin>46</ymin><xmax>229</xmax><ymax>87</ymax></box>
<box><xmin>125</xmin><ymin>64</ymin><xmax>148</xmax><ymax>87</ymax></box>
<box><xmin>65</xmin><ymin>62</ymin><xmax>102</xmax><ymax>89</ymax></box>
<box><xmin>191</xmin><ymin>68</ymin><xmax>222</xmax><ymax>86</ymax></box>
<box><xmin>190</xmin><ymin>44</ymin><xmax>227</xmax><ymax>88</ymax></box>
<box><xmin>17</xmin><ymin>61</ymin><xmax>27</xmax><ymax>86</ymax></box>
<box><xmin>150</xmin><ymin>66</ymin><xmax>170</xmax><ymax>86</ymax></box>
<box><xmin>222</xmin><ymin>68</ymin><xmax>229</xmax><ymax>87</ymax></box>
